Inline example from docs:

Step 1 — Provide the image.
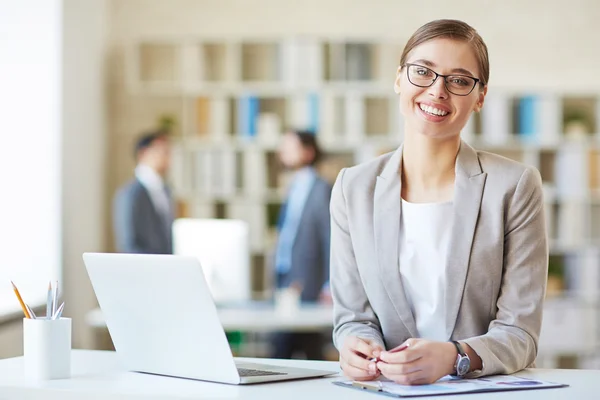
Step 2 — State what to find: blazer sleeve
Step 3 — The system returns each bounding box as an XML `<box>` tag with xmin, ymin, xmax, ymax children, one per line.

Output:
<box><xmin>331</xmin><ymin>169</ymin><xmax>385</xmax><ymax>350</ymax></box>
<box><xmin>113</xmin><ymin>188</ymin><xmax>146</xmax><ymax>254</ymax></box>
<box><xmin>463</xmin><ymin>167</ymin><xmax>548</xmax><ymax>377</ymax></box>
<box><xmin>320</xmin><ymin>181</ymin><xmax>332</xmax><ymax>287</ymax></box>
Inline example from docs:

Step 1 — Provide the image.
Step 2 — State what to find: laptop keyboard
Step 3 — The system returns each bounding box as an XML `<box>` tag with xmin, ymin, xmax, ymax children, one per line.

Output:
<box><xmin>237</xmin><ymin>367</ymin><xmax>288</xmax><ymax>377</ymax></box>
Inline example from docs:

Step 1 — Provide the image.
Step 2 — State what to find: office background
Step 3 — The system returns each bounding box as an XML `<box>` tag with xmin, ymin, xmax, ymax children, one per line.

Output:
<box><xmin>1</xmin><ymin>0</ymin><xmax>600</xmax><ymax>369</ymax></box>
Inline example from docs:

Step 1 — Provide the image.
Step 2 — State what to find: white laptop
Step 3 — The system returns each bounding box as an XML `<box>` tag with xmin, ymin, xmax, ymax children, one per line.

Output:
<box><xmin>82</xmin><ymin>252</ymin><xmax>335</xmax><ymax>384</ymax></box>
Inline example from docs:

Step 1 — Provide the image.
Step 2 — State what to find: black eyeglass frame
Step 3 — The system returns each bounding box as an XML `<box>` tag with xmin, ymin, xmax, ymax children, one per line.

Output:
<box><xmin>402</xmin><ymin>63</ymin><xmax>483</xmax><ymax>96</ymax></box>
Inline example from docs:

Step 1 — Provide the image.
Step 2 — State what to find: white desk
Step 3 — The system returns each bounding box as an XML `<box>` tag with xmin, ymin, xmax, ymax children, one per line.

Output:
<box><xmin>86</xmin><ymin>303</ymin><xmax>334</xmax><ymax>332</ymax></box>
<box><xmin>0</xmin><ymin>350</ymin><xmax>596</xmax><ymax>399</ymax></box>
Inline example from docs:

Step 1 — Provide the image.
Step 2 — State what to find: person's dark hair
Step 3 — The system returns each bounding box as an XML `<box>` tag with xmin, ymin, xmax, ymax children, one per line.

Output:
<box><xmin>400</xmin><ymin>19</ymin><xmax>490</xmax><ymax>86</ymax></box>
<box><xmin>134</xmin><ymin>130</ymin><xmax>169</xmax><ymax>160</ymax></box>
<box><xmin>291</xmin><ymin>130</ymin><xmax>322</xmax><ymax>166</ymax></box>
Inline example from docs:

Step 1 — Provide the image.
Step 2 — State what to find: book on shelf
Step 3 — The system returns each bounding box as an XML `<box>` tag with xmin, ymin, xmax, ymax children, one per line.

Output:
<box><xmin>193</xmin><ymin>96</ymin><xmax>231</xmax><ymax>141</ymax></box>
<box><xmin>237</xmin><ymin>95</ymin><xmax>259</xmax><ymax>139</ymax></box>
<box><xmin>481</xmin><ymin>94</ymin><xmax>511</xmax><ymax>145</ymax></box>
<box><xmin>564</xmin><ymin>248</ymin><xmax>600</xmax><ymax>303</ymax></box>
<box><xmin>286</xmin><ymin>93</ymin><xmax>320</xmax><ymax>134</ymax></box>
<box><xmin>344</xmin><ymin>92</ymin><xmax>365</xmax><ymax>143</ymax></box>
<box><xmin>280</xmin><ymin>38</ymin><xmax>322</xmax><ymax>86</ymax></box>
<box><xmin>345</xmin><ymin>43</ymin><xmax>372</xmax><ymax>81</ymax></box>
<box><xmin>228</xmin><ymin>201</ymin><xmax>267</xmax><ymax>252</ymax></box>
<box><xmin>242</xmin><ymin>148</ymin><xmax>267</xmax><ymax>195</ymax></box>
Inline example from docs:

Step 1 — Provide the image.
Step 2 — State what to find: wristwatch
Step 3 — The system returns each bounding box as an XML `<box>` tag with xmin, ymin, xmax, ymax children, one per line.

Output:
<box><xmin>451</xmin><ymin>341</ymin><xmax>470</xmax><ymax>377</ymax></box>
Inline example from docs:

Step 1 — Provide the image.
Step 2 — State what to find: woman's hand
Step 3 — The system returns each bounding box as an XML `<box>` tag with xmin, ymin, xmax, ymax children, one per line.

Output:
<box><xmin>339</xmin><ymin>336</ymin><xmax>384</xmax><ymax>381</ymax></box>
<box><xmin>376</xmin><ymin>339</ymin><xmax>457</xmax><ymax>385</ymax></box>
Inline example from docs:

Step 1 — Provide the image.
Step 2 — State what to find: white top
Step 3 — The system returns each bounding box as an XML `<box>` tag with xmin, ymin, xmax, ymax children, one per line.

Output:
<box><xmin>135</xmin><ymin>163</ymin><xmax>171</xmax><ymax>218</ymax></box>
<box><xmin>0</xmin><ymin>350</ymin><xmax>593</xmax><ymax>399</ymax></box>
<box><xmin>399</xmin><ymin>199</ymin><xmax>453</xmax><ymax>341</ymax></box>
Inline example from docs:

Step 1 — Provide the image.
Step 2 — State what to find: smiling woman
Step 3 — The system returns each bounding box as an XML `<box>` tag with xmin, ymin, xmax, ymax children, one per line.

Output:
<box><xmin>0</xmin><ymin>0</ymin><xmax>62</xmax><ymax>320</ymax></box>
<box><xmin>331</xmin><ymin>19</ymin><xmax>547</xmax><ymax>385</ymax></box>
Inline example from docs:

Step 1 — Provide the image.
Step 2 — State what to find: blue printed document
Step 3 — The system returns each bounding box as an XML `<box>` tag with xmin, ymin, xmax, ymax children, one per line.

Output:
<box><xmin>334</xmin><ymin>374</ymin><xmax>567</xmax><ymax>397</ymax></box>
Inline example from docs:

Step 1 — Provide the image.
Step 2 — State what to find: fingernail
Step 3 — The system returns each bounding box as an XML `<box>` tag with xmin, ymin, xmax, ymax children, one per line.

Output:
<box><xmin>369</xmin><ymin>363</ymin><xmax>376</xmax><ymax>372</ymax></box>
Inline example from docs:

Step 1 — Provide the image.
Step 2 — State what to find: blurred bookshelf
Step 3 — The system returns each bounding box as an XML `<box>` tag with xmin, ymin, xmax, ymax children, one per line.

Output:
<box><xmin>115</xmin><ymin>36</ymin><xmax>600</xmax><ymax>365</ymax></box>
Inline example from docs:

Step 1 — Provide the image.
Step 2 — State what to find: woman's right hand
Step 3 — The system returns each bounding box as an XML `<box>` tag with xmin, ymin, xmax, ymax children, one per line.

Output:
<box><xmin>340</xmin><ymin>336</ymin><xmax>384</xmax><ymax>380</ymax></box>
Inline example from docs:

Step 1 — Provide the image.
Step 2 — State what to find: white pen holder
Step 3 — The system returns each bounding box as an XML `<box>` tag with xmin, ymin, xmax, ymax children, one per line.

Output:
<box><xmin>23</xmin><ymin>317</ymin><xmax>71</xmax><ymax>380</ymax></box>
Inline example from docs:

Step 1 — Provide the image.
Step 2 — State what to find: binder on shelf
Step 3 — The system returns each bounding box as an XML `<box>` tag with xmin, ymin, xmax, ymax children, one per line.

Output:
<box><xmin>228</xmin><ymin>201</ymin><xmax>267</xmax><ymax>252</ymax></box>
<box><xmin>195</xmin><ymin>97</ymin><xmax>211</xmax><ymax>136</ymax></box>
<box><xmin>257</xmin><ymin>112</ymin><xmax>281</xmax><ymax>145</ymax></box>
<box><xmin>517</xmin><ymin>95</ymin><xmax>537</xmax><ymax>140</ymax></box>
<box><xmin>461</xmin><ymin>113</ymin><xmax>477</xmax><ymax>143</ymax></box>
<box><xmin>308</xmin><ymin>93</ymin><xmax>319</xmax><ymax>133</ymax></box>
<box><xmin>280</xmin><ymin>38</ymin><xmax>322</xmax><ymax>86</ymax></box>
<box><xmin>168</xmin><ymin>145</ymin><xmax>189</xmax><ymax>194</ymax></box>
<box><xmin>210</xmin><ymin>96</ymin><xmax>231</xmax><ymax>142</ymax></box>
<box><xmin>365</xmin><ymin>96</ymin><xmax>390</xmax><ymax>137</ymax></box>
<box><xmin>190</xmin><ymin>201</ymin><xmax>215</xmax><ymax>219</ymax></box>
<box><xmin>242</xmin><ymin>149</ymin><xmax>267</xmax><ymax>195</ymax></box>
<box><xmin>344</xmin><ymin>92</ymin><xmax>365</xmax><ymax>143</ymax></box>
<box><xmin>345</xmin><ymin>43</ymin><xmax>372</xmax><ymax>81</ymax></box>
<box><xmin>556</xmin><ymin>200</ymin><xmax>587</xmax><ymax>249</ymax></box>
<box><xmin>217</xmin><ymin>149</ymin><xmax>236</xmax><ymax>196</ymax></box>
<box><xmin>324</xmin><ymin>42</ymin><xmax>346</xmax><ymax>81</ymax></box>
<box><xmin>287</xmin><ymin>93</ymin><xmax>320</xmax><ymax>133</ymax></box>
<box><xmin>538</xmin><ymin>94</ymin><xmax>561</xmax><ymax>145</ymax></box>
<box><xmin>318</xmin><ymin>93</ymin><xmax>341</xmax><ymax>144</ymax></box>
<box><xmin>481</xmin><ymin>94</ymin><xmax>511</xmax><ymax>145</ymax></box>
<box><xmin>237</xmin><ymin>95</ymin><xmax>259</xmax><ymax>139</ymax></box>
<box><xmin>554</xmin><ymin>144</ymin><xmax>589</xmax><ymax>199</ymax></box>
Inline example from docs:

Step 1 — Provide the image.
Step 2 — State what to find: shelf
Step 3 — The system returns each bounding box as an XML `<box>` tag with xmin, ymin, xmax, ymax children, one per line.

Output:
<box><xmin>120</xmin><ymin>35</ymin><xmax>600</xmax><ymax>305</ymax></box>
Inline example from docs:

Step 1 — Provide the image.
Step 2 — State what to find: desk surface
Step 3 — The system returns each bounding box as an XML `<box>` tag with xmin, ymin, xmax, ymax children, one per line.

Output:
<box><xmin>86</xmin><ymin>303</ymin><xmax>334</xmax><ymax>332</ymax></box>
<box><xmin>0</xmin><ymin>350</ymin><xmax>596</xmax><ymax>400</ymax></box>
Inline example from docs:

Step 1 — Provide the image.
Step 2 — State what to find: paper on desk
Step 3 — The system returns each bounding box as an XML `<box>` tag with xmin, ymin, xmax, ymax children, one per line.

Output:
<box><xmin>337</xmin><ymin>374</ymin><xmax>567</xmax><ymax>397</ymax></box>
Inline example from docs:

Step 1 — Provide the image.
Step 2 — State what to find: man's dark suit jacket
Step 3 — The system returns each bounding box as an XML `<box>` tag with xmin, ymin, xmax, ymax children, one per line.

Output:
<box><xmin>113</xmin><ymin>179</ymin><xmax>173</xmax><ymax>254</ymax></box>
<box><xmin>276</xmin><ymin>177</ymin><xmax>332</xmax><ymax>302</ymax></box>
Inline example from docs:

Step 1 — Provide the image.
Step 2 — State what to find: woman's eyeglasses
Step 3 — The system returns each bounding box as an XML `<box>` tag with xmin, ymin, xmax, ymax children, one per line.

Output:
<box><xmin>403</xmin><ymin>63</ymin><xmax>482</xmax><ymax>96</ymax></box>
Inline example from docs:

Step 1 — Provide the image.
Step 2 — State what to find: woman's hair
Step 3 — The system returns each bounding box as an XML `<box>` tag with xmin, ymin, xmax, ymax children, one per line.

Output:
<box><xmin>400</xmin><ymin>19</ymin><xmax>489</xmax><ymax>86</ymax></box>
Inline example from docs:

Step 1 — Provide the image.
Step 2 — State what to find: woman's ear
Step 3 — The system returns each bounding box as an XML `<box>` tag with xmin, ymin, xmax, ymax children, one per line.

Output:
<box><xmin>393</xmin><ymin>66</ymin><xmax>403</xmax><ymax>94</ymax></box>
<box><xmin>474</xmin><ymin>85</ymin><xmax>488</xmax><ymax>112</ymax></box>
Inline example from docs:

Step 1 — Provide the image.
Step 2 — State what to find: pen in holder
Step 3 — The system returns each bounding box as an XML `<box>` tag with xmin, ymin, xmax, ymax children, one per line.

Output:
<box><xmin>23</xmin><ymin>317</ymin><xmax>71</xmax><ymax>380</ymax></box>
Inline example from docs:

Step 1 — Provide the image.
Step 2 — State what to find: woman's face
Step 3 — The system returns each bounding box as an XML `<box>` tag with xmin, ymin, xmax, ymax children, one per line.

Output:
<box><xmin>395</xmin><ymin>38</ymin><xmax>487</xmax><ymax>141</ymax></box>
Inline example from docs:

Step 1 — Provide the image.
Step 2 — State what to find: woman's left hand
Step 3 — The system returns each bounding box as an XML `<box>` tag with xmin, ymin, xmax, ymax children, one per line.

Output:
<box><xmin>376</xmin><ymin>339</ymin><xmax>457</xmax><ymax>385</ymax></box>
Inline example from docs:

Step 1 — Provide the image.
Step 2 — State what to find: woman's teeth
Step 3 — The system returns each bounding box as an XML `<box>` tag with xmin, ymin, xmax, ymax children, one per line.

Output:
<box><xmin>419</xmin><ymin>103</ymin><xmax>448</xmax><ymax>116</ymax></box>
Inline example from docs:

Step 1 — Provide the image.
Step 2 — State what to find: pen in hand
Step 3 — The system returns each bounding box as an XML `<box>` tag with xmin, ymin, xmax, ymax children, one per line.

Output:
<box><xmin>370</xmin><ymin>343</ymin><xmax>410</xmax><ymax>363</ymax></box>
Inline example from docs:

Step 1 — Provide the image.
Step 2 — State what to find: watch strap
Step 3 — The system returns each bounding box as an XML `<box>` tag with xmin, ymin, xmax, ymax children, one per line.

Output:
<box><xmin>452</xmin><ymin>340</ymin><xmax>466</xmax><ymax>357</ymax></box>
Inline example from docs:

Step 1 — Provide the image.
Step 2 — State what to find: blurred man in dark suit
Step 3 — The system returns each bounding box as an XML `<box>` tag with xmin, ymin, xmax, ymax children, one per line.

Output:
<box><xmin>272</xmin><ymin>130</ymin><xmax>332</xmax><ymax>360</ymax></box>
<box><xmin>113</xmin><ymin>131</ymin><xmax>174</xmax><ymax>254</ymax></box>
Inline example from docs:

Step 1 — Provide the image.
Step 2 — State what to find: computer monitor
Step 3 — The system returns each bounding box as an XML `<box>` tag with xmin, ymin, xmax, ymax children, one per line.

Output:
<box><xmin>172</xmin><ymin>218</ymin><xmax>250</xmax><ymax>304</ymax></box>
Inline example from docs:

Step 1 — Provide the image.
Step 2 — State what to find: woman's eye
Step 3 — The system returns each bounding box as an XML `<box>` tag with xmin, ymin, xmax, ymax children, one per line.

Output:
<box><xmin>450</xmin><ymin>77</ymin><xmax>469</xmax><ymax>86</ymax></box>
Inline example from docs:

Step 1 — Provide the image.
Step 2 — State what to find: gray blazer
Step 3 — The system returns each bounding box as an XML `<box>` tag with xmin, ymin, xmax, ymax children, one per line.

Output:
<box><xmin>277</xmin><ymin>177</ymin><xmax>332</xmax><ymax>302</ymax></box>
<box><xmin>113</xmin><ymin>179</ymin><xmax>173</xmax><ymax>254</ymax></box>
<box><xmin>330</xmin><ymin>140</ymin><xmax>548</xmax><ymax>377</ymax></box>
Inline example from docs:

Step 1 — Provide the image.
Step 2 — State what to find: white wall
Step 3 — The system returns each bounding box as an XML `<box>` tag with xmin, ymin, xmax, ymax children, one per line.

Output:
<box><xmin>0</xmin><ymin>0</ymin><xmax>107</xmax><ymax>359</ymax></box>
<box><xmin>108</xmin><ymin>0</ymin><xmax>600</xmax><ymax>90</ymax></box>
<box><xmin>61</xmin><ymin>0</ymin><xmax>108</xmax><ymax>351</ymax></box>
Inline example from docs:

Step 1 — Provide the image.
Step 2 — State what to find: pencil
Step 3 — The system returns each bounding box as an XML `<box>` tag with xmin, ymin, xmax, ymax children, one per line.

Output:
<box><xmin>11</xmin><ymin>281</ymin><xmax>32</xmax><ymax>319</ymax></box>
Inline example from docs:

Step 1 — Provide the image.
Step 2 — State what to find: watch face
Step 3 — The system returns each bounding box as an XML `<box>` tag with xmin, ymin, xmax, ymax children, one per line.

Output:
<box><xmin>457</xmin><ymin>357</ymin><xmax>470</xmax><ymax>376</ymax></box>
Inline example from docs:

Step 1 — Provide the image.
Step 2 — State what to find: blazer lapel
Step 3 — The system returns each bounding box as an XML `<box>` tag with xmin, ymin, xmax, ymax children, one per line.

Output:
<box><xmin>374</xmin><ymin>144</ymin><xmax>418</xmax><ymax>337</ymax></box>
<box><xmin>445</xmin><ymin>141</ymin><xmax>487</xmax><ymax>338</ymax></box>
